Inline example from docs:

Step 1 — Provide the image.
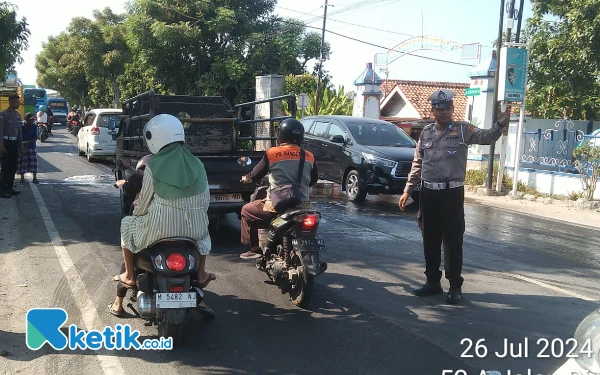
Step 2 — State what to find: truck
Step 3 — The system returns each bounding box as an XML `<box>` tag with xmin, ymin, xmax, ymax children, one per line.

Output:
<box><xmin>46</xmin><ymin>97</ymin><xmax>69</xmax><ymax>126</ymax></box>
<box><xmin>112</xmin><ymin>89</ymin><xmax>297</xmax><ymax>223</ymax></box>
<box><xmin>0</xmin><ymin>85</ymin><xmax>24</xmax><ymax>118</ymax></box>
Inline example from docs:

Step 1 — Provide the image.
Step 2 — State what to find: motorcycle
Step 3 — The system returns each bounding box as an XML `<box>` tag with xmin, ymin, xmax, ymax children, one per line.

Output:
<box><xmin>38</xmin><ymin>123</ymin><xmax>49</xmax><ymax>143</ymax></box>
<box><xmin>114</xmin><ymin>156</ymin><xmax>214</xmax><ymax>344</ymax></box>
<box><xmin>238</xmin><ymin>157</ymin><xmax>328</xmax><ymax>308</ymax></box>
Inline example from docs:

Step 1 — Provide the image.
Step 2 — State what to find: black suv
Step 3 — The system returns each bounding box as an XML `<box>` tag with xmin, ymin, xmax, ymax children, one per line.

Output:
<box><xmin>300</xmin><ymin>115</ymin><xmax>419</xmax><ymax>202</ymax></box>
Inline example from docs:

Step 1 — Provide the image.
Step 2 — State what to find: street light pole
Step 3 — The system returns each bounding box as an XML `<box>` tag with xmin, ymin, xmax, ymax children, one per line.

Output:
<box><xmin>314</xmin><ymin>0</ymin><xmax>328</xmax><ymax>115</ymax></box>
<box><xmin>485</xmin><ymin>0</ymin><xmax>507</xmax><ymax>190</ymax></box>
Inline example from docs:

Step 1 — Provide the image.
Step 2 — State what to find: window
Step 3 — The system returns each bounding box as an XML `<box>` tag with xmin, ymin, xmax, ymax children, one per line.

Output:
<box><xmin>300</xmin><ymin>119</ymin><xmax>313</xmax><ymax>133</ymax></box>
<box><xmin>309</xmin><ymin>121</ymin><xmax>329</xmax><ymax>138</ymax></box>
<box><xmin>97</xmin><ymin>114</ymin><xmax>122</xmax><ymax>128</ymax></box>
<box><xmin>85</xmin><ymin>114</ymin><xmax>95</xmax><ymax>126</ymax></box>
<box><xmin>346</xmin><ymin>121</ymin><xmax>416</xmax><ymax>147</ymax></box>
<box><xmin>327</xmin><ymin>123</ymin><xmax>347</xmax><ymax>139</ymax></box>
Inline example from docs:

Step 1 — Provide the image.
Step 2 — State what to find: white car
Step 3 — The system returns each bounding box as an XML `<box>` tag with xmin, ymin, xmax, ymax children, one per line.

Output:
<box><xmin>77</xmin><ymin>109</ymin><xmax>123</xmax><ymax>161</ymax></box>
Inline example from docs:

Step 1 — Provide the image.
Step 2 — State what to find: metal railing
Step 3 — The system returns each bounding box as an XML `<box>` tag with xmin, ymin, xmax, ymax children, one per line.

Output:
<box><xmin>519</xmin><ymin>120</ymin><xmax>600</xmax><ymax>173</ymax></box>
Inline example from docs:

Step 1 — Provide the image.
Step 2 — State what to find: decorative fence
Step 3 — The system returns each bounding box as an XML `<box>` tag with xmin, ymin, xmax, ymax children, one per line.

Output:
<box><xmin>520</xmin><ymin>119</ymin><xmax>599</xmax><ymax>174</ymax></box>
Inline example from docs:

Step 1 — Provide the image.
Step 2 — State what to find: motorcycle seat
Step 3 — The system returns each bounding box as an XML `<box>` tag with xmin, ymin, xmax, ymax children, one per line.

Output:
<box><xmin>145</xmin><ymin>237</ymin><xmax>198</xmax><ymax>251</ymax></box>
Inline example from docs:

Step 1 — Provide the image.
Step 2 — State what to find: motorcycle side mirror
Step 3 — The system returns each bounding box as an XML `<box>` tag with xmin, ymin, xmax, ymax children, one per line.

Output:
<box><xmin>237</xmin><ymin>157</ymin><xmax>252</xmax><ymax>166</ymax></box>
<box><xmin>117</xmin><ymin>156</ymin><xmax>131</xmax><ymax>169</ymax></box>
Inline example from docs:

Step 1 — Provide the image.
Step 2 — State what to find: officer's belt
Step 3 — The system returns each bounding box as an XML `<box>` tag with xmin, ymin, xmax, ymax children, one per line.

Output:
<box><xmin>422</xmin><ymin>181</ymin><xmax>464</xmax><ymax>190</ymax></box>
<box><xmin>2</xmin><ymin>136</ymin><xmax>17</xmax><ymax>141</ymax></box>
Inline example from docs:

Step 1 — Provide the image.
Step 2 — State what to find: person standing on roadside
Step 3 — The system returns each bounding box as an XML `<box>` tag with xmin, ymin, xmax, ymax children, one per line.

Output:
<box><xmin>18</xmin><ymin>112</ymin><xmax>39</xmax><ymax>184</ymax></box>
<box><xmin>0</xmin><ymin>94</ymin><xmax>23</xmax><ymax>198</ymax></box>
<box><xmin>398</xmin><ymin>89</ymin><xmax>510</xmax><ymax>305</ymax></box>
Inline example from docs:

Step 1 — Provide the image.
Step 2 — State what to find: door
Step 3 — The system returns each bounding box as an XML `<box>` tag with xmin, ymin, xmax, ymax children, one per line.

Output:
<box><xmin>304</xmin><ymin>120</ymin><xmax>330</xmax><ymax>180</ymax></box>
<box><xmin>96</xmin><ymin>113</ymin><xmax>121</xmax><ymax>147</ymax></box>
<box><xmin>322</xmin><ymin>121</ymin><xmax>349</xmax><ymax>183</ymax></box>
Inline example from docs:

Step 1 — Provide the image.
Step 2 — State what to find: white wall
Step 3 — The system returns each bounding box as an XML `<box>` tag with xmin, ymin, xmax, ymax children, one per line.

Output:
<box><xmin>508</xmin><ymin>167</ymin><xmax>600</xmax><ymax>200</ymax></box>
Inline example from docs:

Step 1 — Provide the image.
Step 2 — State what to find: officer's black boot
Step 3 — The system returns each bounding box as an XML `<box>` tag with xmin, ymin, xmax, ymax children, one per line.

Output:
<box><xmin>413</xmin><ymin>282</ymin><xmax>443</xmax><ymax>297</ymax></box>
<box><xmin>446</xmin><ymin>287</ymin><xmax>462</xmax><ymax>305</ymax></box>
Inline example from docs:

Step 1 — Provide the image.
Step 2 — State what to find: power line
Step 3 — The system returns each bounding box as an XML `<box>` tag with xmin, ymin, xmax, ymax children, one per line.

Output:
<box><xmin>276</xmin><ymin>5</ymin><xmax>415</xmax><ymax>37</ymax></box>
<box><xmin>304</xmin><ymin>26</ymin><xmax>477</xmax><ymax>67</ymax></box>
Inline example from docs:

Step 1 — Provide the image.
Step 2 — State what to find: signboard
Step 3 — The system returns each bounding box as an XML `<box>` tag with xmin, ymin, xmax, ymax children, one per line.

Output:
<box><xmin>298</xmin><ymin>93</ymin><xmax>309</xmax><ymax>109</ymax></box>
<box><xmin>465</xmin><ymin>87</ymin><xmax>480</xmax><ymax>97</ymax></box>
<box><xmin>498</xmin><ymin>46</ymin><xmax>528</xmax><ymax>102</ymax></box>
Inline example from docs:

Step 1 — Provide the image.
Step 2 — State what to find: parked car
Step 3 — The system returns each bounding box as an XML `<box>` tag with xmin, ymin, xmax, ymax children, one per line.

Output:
<box><xmin>77</xmin><ymin>108</ymin><xmax>123</xmax><ymax>162</ymax></box>
<box><xmin>300</xmin><ymin>115</ymin><xmax>419</xmax><ymax>202</ymax></box>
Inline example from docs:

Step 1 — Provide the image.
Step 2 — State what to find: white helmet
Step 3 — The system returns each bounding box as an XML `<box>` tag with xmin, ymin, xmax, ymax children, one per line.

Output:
<box><xmin>144</xmin><ymin>114</ymin><xmax>185</xmax><ymax>154</ymax></box>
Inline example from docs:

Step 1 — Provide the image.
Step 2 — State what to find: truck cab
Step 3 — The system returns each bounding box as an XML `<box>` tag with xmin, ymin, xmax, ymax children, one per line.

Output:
<box><xmin>46</xmin><ymin>97</ymin><xmax>69</xmax><ymax>126</ymax></box>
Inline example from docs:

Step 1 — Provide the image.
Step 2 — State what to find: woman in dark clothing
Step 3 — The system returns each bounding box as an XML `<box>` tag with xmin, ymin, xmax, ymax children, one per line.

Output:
<box><xmin>18</xmin><ymin>113</ymin><xmax>39</xmax><ymax>184</ymax></box>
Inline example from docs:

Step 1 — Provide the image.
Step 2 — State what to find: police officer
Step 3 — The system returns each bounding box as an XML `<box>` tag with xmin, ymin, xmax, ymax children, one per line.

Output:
<box><xmin>0</xmin><ymin>94</ymin><xmax>23</xmax><ymax>198</ymax></box>
<box><xmin>398</xmin><ymin>89</ymin><xmax>509</xmax><ymax>304</ymax></box>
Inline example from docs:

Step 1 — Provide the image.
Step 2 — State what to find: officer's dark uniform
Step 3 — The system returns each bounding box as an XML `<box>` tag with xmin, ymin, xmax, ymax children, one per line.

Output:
<box><xmin>404</xmin><ymin>89</ymin><xmax>506</xmax><ymax>304</ymax></box>
<box><xmin>0</xmin><ymin>95</ymin><xmax>23</xmax><ymax>198</ymax></box>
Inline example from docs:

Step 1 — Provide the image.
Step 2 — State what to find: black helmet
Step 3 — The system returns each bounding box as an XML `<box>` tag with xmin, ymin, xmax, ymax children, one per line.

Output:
<box><xmin>278</xmin><ymin>118</ymin><xmax>304</xmax><ymax>145</ymax></box>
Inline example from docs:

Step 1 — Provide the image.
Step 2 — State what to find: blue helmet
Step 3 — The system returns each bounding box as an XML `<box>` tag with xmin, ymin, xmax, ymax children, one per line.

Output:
<box><xmin>39</xmin><ymin>105</ymin><xmax>47</xmax><ymax>111</ymax></box>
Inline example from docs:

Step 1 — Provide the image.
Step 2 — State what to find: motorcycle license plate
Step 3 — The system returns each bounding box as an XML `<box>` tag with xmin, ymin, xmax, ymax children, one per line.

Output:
<box><xmin>155</xmin><ymin>292</ymin><xmax>196</xmax><ymax>309</ymax></box>
<box><xmin>210</xmin><ymin>193</ymin><xmax>243</xmax><ymax>203</ymax></box>
<box><xmin>291</xmin><ymin>239</ymin><xmax>325</xmax><ymax>252</ymax></box>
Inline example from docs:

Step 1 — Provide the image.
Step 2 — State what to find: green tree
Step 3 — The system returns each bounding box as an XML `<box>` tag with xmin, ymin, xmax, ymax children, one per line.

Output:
<box><xmin>0</xmin><ymin>2</ymin><xmax>30</xmax><ymax>77</ymax></box>
<box><xmin>573</xmin><ymin>141</ymin><xmax>600</xmax><ymax>200</ymax></box>
<box><xmin>524</xmin><ymin>0</ymin><xmax>600</xmax><ymax>120</ymax></box>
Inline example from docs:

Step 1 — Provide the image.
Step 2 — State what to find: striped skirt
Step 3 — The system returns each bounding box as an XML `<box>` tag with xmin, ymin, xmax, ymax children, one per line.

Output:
<box><xmin>18</xmin><ymin>148</ymin><xmax>38</xmax><ymax>174</ymax></box>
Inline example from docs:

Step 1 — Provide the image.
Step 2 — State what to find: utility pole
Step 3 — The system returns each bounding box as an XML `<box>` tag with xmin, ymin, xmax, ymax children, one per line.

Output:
<box><xmin>494</xmin><ymin>0</ymin><xmax>518</xmax><ymax>192</ymax></box>
<box><xmin>314</xmin><ymin>0</ymin><xmax>329</xmax><ymax>115</ymax></box>
<box><xmin>485</xmin><ymin>0</ymin><xmax>508</xmax><ymax>190</ymax></box>
<box><xmin>510</xmin><ymin>0</ymin><xmax>527</xmax><ymax>197</ymax></box>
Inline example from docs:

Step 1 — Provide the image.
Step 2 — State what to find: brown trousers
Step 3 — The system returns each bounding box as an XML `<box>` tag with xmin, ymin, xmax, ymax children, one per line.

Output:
<box><xmin>240</xmin><ymin>200</ymin><xmax>277</xmax><ymax>248</ymax></box>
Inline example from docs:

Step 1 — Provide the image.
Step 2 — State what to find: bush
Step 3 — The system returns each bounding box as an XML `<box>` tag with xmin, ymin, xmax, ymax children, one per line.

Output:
<box><xmin>465</xmin><ymin>162</ymin><xmax>531</xmax><ymax>193</ymax></box>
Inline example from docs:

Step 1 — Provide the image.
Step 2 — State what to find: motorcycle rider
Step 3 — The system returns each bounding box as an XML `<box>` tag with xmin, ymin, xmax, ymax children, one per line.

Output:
<box><xmin>239</xmin><ymin>118</ymin><xmax>319</xmax><ymax>260</ymax></box>
<box><xmin>109</xmin><ymin>154</ymin><xmax>152</xmax><ymax>317</ymax></box>
<box><xmin>117</xmin><ymin>114</ymin><xmax>216</xmax><ymax>290</ymax></box>
<box><xmin>67</xmin><ymin>106</ymin><xmax>80</xmax><ymax>125</ymax></box>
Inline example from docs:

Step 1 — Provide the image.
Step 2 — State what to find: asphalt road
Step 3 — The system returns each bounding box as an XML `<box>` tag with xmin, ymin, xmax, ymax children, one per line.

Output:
<box><xmin>1</xmin><ymin>127</ymin><xmax>599</xmax><ymax>375</ymax></box>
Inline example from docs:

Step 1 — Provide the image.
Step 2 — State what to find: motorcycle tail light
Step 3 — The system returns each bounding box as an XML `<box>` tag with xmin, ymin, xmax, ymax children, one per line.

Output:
<box><xmin>166</xmin><ymin>253</ymin><xmax>186</xmax><ymax>271</ymax></box>
<box><xmin>301</xmin><ymin>215</ymin><xmax>318</xmax><ymax>231</ymax></box>
<box><xmin>169</xmin><ymin>286</ymin><xmax>184</xmax><ymax>292</ymax></box>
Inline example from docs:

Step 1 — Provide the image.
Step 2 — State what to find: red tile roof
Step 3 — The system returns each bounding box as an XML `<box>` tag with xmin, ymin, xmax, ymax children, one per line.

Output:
<box><xmin>380</xmin><ymin>79</ymin><xmax>470</xmax><ymax>121</ymax></box>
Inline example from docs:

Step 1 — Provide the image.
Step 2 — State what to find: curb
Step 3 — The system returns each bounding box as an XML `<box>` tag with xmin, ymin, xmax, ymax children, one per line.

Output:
<box><xmin>465</xmin><ymin>185</ymin><xmax>600</xmax><ymax>212</ymax></box>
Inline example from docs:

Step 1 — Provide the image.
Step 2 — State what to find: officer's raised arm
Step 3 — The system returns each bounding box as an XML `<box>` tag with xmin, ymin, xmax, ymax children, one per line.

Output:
<box><xmin>463</xmin><ymin>106</ymin><xmax>509</xmax><ymax>145</ymax></box>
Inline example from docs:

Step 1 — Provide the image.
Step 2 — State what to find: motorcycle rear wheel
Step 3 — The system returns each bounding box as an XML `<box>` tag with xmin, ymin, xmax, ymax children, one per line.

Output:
<box><xmin>288</xmin><ymin>250</ymin><xmax>314</xmax><ymax>308</ymax></box>
<box><xmin>157</xmin><ymin>319</ymin><xmax>183</xmax><ymax>345</ymax></box>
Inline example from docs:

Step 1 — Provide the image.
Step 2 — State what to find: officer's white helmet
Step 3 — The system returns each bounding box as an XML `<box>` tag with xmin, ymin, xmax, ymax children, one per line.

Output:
<box><xmin>143</xmin><ymin>114</ymin><xmax>185</xmax><ymax>154</ymax></box>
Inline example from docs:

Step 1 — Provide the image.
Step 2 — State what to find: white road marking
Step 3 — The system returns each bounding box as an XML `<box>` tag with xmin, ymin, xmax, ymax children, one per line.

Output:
<box><xmin>504</xmin><ymin>272</ymin><xmax>596</xmax><ymax>301</ymax></box>
<box><xmin>29</xmin><ymin>181</ymin><xmax>126</xmax><ymax>374</ymax></box>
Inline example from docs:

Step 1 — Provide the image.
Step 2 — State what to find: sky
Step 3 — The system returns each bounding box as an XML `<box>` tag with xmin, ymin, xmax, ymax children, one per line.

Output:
<box><xmin>14</xmin><ymin>0</ymin><xmax>534</xmax><ymax>93</ymax></box>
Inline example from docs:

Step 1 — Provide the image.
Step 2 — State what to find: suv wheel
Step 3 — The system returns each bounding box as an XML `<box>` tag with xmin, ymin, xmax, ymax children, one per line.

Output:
<box><xmin>345</xmin><ymin>170</ymin><xmax>367</xmax><ymax>202</ymax></box>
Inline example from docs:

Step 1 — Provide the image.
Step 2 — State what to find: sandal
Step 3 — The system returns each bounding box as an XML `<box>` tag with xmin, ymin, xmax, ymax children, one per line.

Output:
<box><xmin>107</xmin><ymin>303</ymin><xmax>125</xmax><ymax>317</ymax></box>
<box><xmin>192</xmin><ymin>273</ymin><xmax>216</xmax><ymax>289</ymax></box>
<box><xmin>118</xmin><ymin>275</ymin><xmax>136</xmax><ymax>289</ymax></box>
